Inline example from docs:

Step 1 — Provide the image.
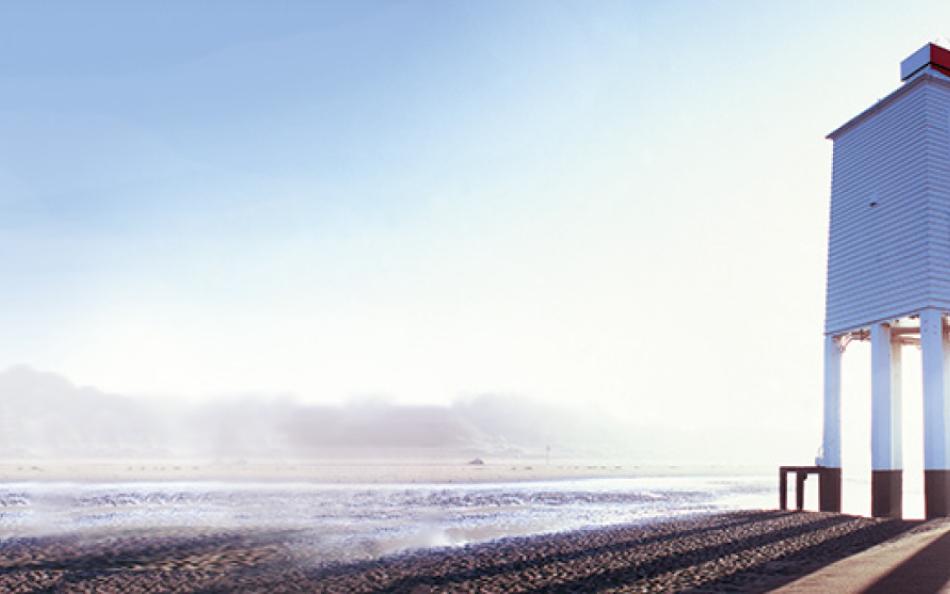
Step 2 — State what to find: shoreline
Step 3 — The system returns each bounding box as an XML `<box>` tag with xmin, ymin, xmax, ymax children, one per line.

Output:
<box><xmin>0</xmin><ymin>460</ymin><xmax>772</xmax><ymax>485</ymax></box>
<box><xmin>0</xmin><ymin>510</ymin><xmax>923</xmax><ymax>592</ymax></box>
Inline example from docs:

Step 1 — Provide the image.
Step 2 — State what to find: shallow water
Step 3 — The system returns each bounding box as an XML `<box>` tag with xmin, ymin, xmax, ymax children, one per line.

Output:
<box><xmin>0</xmin><ymin>475</ymin><xmax>775</xmax><ymax>564</ymax></box>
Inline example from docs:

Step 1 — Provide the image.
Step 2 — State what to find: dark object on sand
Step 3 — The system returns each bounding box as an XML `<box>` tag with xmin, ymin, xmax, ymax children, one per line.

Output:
<box><xmin>778</xmin><ymin>465</ymin><xmax>842</xmax><ymax>513</ymax></box>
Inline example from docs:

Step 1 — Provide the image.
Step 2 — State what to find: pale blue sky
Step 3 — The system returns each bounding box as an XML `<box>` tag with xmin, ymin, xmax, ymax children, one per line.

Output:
<box><xmin>3</xmin><ymin>1</ymin><xmax>950</xmax><ymax>463</ymax></box>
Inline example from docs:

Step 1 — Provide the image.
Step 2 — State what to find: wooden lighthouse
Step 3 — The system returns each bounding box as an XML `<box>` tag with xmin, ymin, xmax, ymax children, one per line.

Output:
<box><xmin>816</xmin><ymin>42</ymin><xmax>950</xmax><ymax>519</ymax></box>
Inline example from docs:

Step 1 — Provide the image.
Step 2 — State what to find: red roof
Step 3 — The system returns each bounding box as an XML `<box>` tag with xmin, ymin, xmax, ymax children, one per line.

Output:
<box><xmin>927</xmin><ymin>44</ymin><xmax>950</xmax><ymax>77</ymax></box>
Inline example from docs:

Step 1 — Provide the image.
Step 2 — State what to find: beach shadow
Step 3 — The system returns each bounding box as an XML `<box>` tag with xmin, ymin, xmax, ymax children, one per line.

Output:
<box><xmin>327</xmin><ymin>512</ymin><xmax>860</xmax><ymax>593</ymax></box>
<box><xmin>859</xmin><ymin>530</ymin><xmax>950</xmax><ymax>594</ymax></box>
<box><xmin>307</xmin><ymin>510</ymin><xmax>784</xmax><ymax>585</ymax></box>
<box><xmin>678</xmin><ymin>517</ymin><xmax>918</xmax><ymax>593</ymax></box>
<box><xmin>523</xmin><ymin>514</ymin><xmax>863</xmax><ymax>594</ymax></box>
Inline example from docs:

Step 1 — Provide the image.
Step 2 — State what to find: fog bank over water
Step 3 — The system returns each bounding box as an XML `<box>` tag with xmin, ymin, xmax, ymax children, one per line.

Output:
<box><xmin>1</xmin><ymin>365</ymin><xmax>708</xmax><ymax>462</ymax></box>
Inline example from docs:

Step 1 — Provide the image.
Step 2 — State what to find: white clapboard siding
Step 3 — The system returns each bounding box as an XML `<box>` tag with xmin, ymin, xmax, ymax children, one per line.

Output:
<box><xmin>825</xmin><ymin>74</ymin><xmax>950</xmax><ymax>334</ymax></box>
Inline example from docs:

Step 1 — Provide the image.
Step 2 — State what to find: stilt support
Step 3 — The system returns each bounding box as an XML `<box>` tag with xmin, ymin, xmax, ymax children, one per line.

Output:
<box><xmin>871</xmin><ymin>322</ymin><xmax>902</xmax><ymax>518</ymax></box>
<box><xmin>819</xmin><ymin>335</ymin><xmax>842</xmax><ymax>512</ymax></box>
<box><xmin>871</xmin><ymin>470</ymin><xmax>903</xmax><ymax>518</ymax></box>
<box><xmin>921</xmin><ymin>309</ymin><xmax>950</xmax><ymax>518</ymax></box>
<box><xmin>818</xmin><ymin>467</ymin><xmax>841</xmax><ymax>513</ymax></box>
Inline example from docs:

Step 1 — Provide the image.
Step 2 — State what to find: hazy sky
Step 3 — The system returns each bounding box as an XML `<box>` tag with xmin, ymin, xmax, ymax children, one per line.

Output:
<box><xmin>3</xmin><ymin>1</ymin><xmax>949</xmax><ymax>462</ymax></box>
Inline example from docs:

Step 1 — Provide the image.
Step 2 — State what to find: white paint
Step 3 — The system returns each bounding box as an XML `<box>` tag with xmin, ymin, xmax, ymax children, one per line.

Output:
<box><xmin>900</xmin><ymin>43</ymin><xmax>931</xmax><ymax>81</ymax></box>
<box><xmin>921</xmin><ymin>309</ymin><xmax>950</xmax><ymax>470</ymax></box>
<box><xmin>821</xmin><ymin>334</ymin><xmax>842</xmax><ymax>468</ymax></box>
<box><xmin>870</xmin><ymin>323</ymin><xmax>902</xmax><ymax>471</ymax></box>
<box><xmin>825</xmin><ymin>76</ymin><xmax>950</xmax><ymax>335</ymax></box>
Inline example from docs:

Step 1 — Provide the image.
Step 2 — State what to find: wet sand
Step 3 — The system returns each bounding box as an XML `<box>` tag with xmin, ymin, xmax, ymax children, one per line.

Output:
<box><xmin>0</xmin><ymin>510</ymin><xmax>920</xmax><ymax>593</ymax></box>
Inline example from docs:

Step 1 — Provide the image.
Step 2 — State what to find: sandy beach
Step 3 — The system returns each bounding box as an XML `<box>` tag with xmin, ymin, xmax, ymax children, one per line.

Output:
<box><xmin>0</xmin><ymin>510</ymin><xmax>921</xmax><ymax>593</ymax></box>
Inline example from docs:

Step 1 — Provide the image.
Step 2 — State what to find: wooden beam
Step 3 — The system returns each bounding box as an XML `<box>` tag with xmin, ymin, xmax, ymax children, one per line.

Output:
<box><xmin>796</xmin><ymin>473</ymin><xmax>807</xmax><ymax>511</ymax></box>
<box><xmin>891</xmin><ymin>327</ymin><xmax>921</xmax><ymax>336</ymax></box>
<box><xmin>780</xmin><ymin>469</ymin><xmax>788</xmax><ymax>510</ymax></box>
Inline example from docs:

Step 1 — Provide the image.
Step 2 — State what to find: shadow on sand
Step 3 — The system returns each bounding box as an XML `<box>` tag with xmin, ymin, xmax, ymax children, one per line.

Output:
<box><xmin>677</xmin><ymin>515</ymin><xmax>918</xmax><ymax>594</ymax></box>
<box><xmin>859</xmin><ymin>529</ymin><xmax>950</xmax><ymax>594</ymax></box>
<box><xmin>309</xmin><ymin>511</ymin><xmax>919</xmax><ymax>593</ymax></box>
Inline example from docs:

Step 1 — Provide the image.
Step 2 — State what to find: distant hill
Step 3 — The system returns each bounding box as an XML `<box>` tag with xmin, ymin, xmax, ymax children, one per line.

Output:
<box><xmin>0</xmin><ymin>366</ymin><xmax>662</xmax><ymax>461</ymax></box>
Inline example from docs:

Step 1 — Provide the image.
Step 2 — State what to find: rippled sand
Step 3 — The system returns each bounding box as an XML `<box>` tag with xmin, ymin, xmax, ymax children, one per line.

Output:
<box><xmin>0</xmin><ymin>511</ymin><xmax>918</xmax><ymax>593</ymax></box>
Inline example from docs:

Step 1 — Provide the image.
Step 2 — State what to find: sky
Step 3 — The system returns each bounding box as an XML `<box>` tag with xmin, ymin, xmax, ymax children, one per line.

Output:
<box><xmin>2</xmin><ymin>1</ymin><xmax>950</xmax><ymax>464</ymax></box>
